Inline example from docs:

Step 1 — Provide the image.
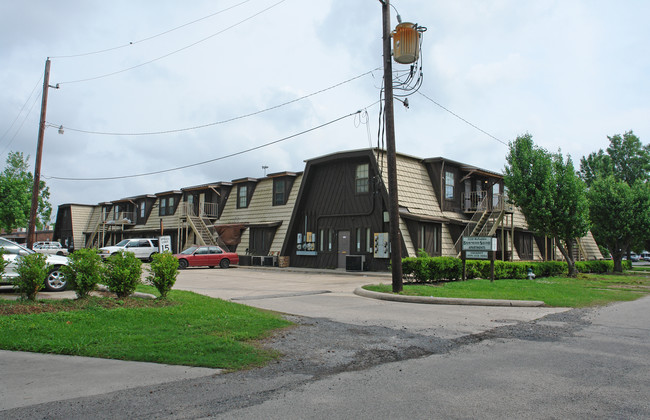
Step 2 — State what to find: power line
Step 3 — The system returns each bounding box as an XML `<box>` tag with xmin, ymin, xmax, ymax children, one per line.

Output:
<box><xmin>0</xmin><ymin>76</ymin><xmax>43</xmax><ymax>148</ymax></box>
<box><xmin>417</xmin><ymin>91</ymin><xmax>507</xmax><ymax>146</ymax></box>
<box><xmin>47</xmin><ymin>68</ymin><xmax>380</xmax><ymax>136</ymax></box>
<box><xmin>56</xmin><ymin>0</ymin><xmax>287</xmax><ymax>85</ymax></box>
<box><xmin>0</xmin><ymin>90</ymin><xmax>43</xmax><ymax>159</ymax></box>
<box><xmin>50</xmin><ymin>0</ymin><xmax>252</xmax><ymax>59</ymax></box>
<box><xmin>43</xmin><ymin>109</ymin><xmax>361</xmax><ymax>181</ymax></box>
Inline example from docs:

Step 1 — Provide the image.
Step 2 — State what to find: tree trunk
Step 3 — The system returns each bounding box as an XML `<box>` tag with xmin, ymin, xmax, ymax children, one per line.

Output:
<box><xmin>556</xmin><ymin>237</ymin><xmax>577</xmax><ymax>277</ymax></box>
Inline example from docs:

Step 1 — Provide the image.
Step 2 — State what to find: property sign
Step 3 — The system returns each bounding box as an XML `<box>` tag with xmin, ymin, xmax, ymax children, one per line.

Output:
<box><xmin>466</xmin><ymin>251</ymin><xmax>489</xmax><ymax>259</ymax></box>
<box><xmin>462</xmin><ymin>236</ymin><xmax>497</xmax><ymax>251</ymax></box>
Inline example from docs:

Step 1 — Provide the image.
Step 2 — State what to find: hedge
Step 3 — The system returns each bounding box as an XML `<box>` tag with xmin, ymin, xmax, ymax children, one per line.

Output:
<box><xmin>402</xmin><ymin>257</ymin><xmax>623</xmax><ymax>282</ymax></box>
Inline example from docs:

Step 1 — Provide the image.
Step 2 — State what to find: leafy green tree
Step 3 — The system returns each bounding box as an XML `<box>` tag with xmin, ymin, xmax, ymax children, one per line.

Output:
<box><xmin>504</xmin><ymin>134</ymin><xmax>590</xmax><ymax>277</ymax></box>
<box><xmin>587</xmin><ymin>177</ymin><xmax>650</xmax><ymax>271</ymax></box>
<box><xmin>580</xmin><ymin>131</ymin><xmax>650</xmax><ymax>187</ymax></box>
<box><xmin>0</xmin><ymin>151</ymin><xmax>52</xmax><ymax>232</ymax></box>
<box><xmin>579</xmin><ymin>131</ymin><xmax>650</xmax><ymax>267</ymax></box>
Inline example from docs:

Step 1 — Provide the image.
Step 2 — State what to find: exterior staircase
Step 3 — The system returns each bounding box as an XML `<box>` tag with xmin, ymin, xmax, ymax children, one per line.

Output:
<box><xmin>454</xmin><ymin>194</ymin><xmax>507</xmax><ymax>256</ymax></box>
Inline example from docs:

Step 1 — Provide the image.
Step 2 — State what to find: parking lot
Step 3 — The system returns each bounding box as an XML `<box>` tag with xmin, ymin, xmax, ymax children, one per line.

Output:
<box><xmin>172</xmin><ymin>266</ymin><xmax>568</xmax><ymax>339</ymax></box>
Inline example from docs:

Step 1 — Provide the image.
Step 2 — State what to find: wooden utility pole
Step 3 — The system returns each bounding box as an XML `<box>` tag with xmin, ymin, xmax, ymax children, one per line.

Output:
<box><xmin>381</xmin><ymin>0</ymin><xmax>403</xmax><ymax>293</ymax></box>
<box><xmin>27</xmin><ymin>58</ymin><xmax>51</xmax><ymax>249</ymax></box>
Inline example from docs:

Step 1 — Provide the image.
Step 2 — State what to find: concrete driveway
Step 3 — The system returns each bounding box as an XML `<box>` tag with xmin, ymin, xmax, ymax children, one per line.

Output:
<box><xmin>173</xmin><ymin>266</ymin><xmax>568</xmax><ymax>339</ymax></box>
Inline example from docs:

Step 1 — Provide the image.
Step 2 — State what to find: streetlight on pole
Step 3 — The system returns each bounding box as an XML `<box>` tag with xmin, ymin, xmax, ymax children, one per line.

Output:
<box><xmin>27</xmin><ymin>58</ymin><xmax>54</xmax><ymax>249</ymax></box>
<box><xmin>381</xmin><ymin>0</ymin><xmax>403</xmax><ymax>293</ymax></box>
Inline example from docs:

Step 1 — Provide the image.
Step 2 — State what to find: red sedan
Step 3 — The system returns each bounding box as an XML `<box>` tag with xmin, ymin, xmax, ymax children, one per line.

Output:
<box><xmin>174</xmin><ymin>245</ymin><xmax>239</xmax><ymax>269</ymax></box>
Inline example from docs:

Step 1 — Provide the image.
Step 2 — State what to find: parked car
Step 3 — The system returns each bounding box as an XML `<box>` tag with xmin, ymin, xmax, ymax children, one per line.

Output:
<box><xmin>99</xmin><ymin>238</ymin><xmax>159</xmax><ymax>261</ymax></box>
<box><xmin>33</xmin><ymin>241</ymin><xmax>69</xmax><ymax>256</ymax></box>
<box><xmin>640</xmin><ymin>251</ymin><xmax>650</xmax><ymax>261</ymax></box>
<box><xmin>0</xmin><ymin>237</ymin><xmax>69</xmax><ymax>291</ymax></box>
<box><xmin>623</xmin><ymin>252</ymin><xmax>640</xmax><ymax>262</ymax></box>
<box><xmin>174</xmin><ymin>245</ymin><xmax>238</xmax><ymax>269</ymax></box>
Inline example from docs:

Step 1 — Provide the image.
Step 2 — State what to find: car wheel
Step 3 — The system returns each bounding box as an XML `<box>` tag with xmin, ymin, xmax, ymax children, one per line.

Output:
<box><xmin>56</xmin><ymin>251</ymin><xmax>64</xmax><ymax>256</ymax></box>
<box><xmin>148</xmin><ymin>252</ymin><xmax>158</xmax><ymax>263</ymax></box>
<box><xmin>220</xmin><ymin>258</ymin><xmax>230</xmax><ymax>269</ymax></box>
<box><xmin>178</xmin><ymin>259</ymin><xmax>188</xmax><ymax>269</ymax></box>
<box><xmin>44</xmin><ymin>267</ymin><xmax>67</xmax><ymax>292</ymax></box>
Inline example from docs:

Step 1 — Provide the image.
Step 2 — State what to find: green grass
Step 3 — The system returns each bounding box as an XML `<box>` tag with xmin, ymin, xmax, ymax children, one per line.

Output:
<box><xmin>364</xmin><ymin>272</ymin><xmax>650</xmax><ymax>307</ymax></box>
<box><xmin>0</xmin><ymin>289</ymin><xmax>292</xmax><ymax>370</ymax></box>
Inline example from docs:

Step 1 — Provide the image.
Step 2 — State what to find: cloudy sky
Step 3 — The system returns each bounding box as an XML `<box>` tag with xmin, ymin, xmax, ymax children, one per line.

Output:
<box><xmin>1</xmin><ymin>0</ymin><xmax>648</xmax><ymax>219</ymax></box>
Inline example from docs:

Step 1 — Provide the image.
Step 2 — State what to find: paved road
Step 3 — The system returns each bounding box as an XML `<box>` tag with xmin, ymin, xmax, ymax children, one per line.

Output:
<box><xmin>1</xmin><ymin>267</ymin><xmax>647</xmax><ymax>418</ymax></box>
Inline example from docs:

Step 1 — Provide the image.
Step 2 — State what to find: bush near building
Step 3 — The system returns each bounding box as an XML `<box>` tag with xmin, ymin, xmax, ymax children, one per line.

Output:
<box><xmin>402</xmin><ymin>256</ymin><xmax>630</xmax><ymax>283</ymax></box>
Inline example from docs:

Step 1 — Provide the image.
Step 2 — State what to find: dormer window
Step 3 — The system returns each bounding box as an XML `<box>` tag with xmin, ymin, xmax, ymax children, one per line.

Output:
<box><xmin>238</xmin><ymin>185</ymin><xmax>248</xmax><ymax>208</ymax></box>
<box><xmin>273</xmin><ymin>179</ymin><xmax>286</xmax><ymax>206</ymax></box>
<box><xmin>445</xmin><ymin>171</ymin><xmax>454</xmax><ymax>199</ymax></box>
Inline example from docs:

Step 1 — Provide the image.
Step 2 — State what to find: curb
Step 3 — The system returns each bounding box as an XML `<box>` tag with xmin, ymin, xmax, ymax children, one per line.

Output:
<box><xmin>354</xmin><ymin>287</ymin><xmax>546</xmax><ymax>307</ymax></box>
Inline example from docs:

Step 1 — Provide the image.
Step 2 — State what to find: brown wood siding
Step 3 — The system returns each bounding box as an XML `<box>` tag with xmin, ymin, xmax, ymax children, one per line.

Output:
<box><xmin>288</xmin><ymin>156</ymin><xmax>389</xmax><ymax>271</ymax></box>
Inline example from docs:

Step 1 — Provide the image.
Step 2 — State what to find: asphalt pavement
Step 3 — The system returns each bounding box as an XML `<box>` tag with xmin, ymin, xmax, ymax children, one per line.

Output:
<box><xmin>0</xmin><ymin>266</ymin><xmax>587</xmax><ymax>416</ymax></box>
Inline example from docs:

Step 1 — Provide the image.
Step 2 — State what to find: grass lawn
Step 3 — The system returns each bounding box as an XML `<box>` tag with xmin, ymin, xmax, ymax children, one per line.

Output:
<box><xmin>364</xmin><ymin>271</ymin><xmax>650</xmax><ymax>307</ymax></box>
<box><xmin>0</xmin><ymin>287</ymin><xmax>292</xmax><ymax>370</ymax></box>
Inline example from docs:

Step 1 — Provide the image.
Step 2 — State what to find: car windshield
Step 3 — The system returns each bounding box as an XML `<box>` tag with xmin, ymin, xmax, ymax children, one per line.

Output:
<box><xmin>180</xmin><ymin>246</ymin><xmax>198</xmax><ymax>255</ymax></box>
<box><xmin>0</xmin><ymin>238</ymin><xmax>34</xmax><ymax>255</ymax></box>
<box><xmin>115</xmin><ymin>239</ymin><xmax>130</xmax><ymax>247</ymax></box>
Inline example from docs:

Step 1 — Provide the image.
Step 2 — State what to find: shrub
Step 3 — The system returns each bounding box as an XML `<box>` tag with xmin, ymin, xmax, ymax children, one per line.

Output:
<box><xmin>0</xmin><ymin>249</ymin><xmax>9</xmax><ymax>277</ymax></box>
<box><xmin>103</xmin><ymin>251</ymin><xmax>142</xmax><ymax>298</ymax></box>
<box><xmin>147</xmin><ymin>252</ymin><xmax>179</xmax><ymax>298</ymax></box>
<box><xmin>62</xmin><ymin>248</ymin><xmax>104</xmax><ymax>299</ymax></box>
<box><xmin>15</xmin><ymin>252</ymin><xmax>50</xmax><ymax>300</ymax></box>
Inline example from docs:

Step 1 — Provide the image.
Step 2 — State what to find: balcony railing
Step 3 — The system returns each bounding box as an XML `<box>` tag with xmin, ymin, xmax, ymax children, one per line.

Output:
<box><xmin>178</xmin><ymin>202</ymin><xmax>219</xmax><ymax>218</ymax></box>
<box><xmin>461</xmin><ymin>192</ymin><xmax>512</xmax><ymax>213</ymax></box>
<box><xmin>105</xmin><ymin>211</ymin><xmax>135</xmax><ymax>225</ymax></box>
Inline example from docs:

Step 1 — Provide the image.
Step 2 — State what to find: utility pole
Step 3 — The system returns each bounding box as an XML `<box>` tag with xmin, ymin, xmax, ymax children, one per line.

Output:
<box><xmin>381</xmin><ymin>0</ymin><xmax>403</xmax><ymax>293</ymax></box>
<box><xmin>27</xmin><ymin>58</ymin><xmax>51</xmax><ymax>249</ymax></box>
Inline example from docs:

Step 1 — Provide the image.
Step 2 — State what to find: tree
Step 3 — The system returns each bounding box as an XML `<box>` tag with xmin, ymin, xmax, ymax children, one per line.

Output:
<box><xmin>580</xmin><ymin>131</ymin><xmax>650</xmax><ymax>187</ymax></box>
<box><xmin>0</xmin><ymin>152</ymin><xmax>51</xmax><ymax>233</ymax></box>
<box><xmin>504</xmin><ymin>134</ymin><xmax>590</xmax><ymax>277</ymax></box>
<box><xmin>587</xmin><ymin>177</ymin><xmax>650</xmax><ymax>271</ymax></box>
<box><xmin>579</xmin><ymin>131</ymin><xmax>650</xmax><ymax>270</ymax></box>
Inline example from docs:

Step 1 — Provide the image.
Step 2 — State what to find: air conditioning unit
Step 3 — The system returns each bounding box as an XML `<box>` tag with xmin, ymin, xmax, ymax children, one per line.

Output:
<box><xmin>346</xmin><ymin>255</ymin><xmax>365</xmax><ymax>272</ymax></box>
<box><xmin>252</xmin><ymin>256</ymin><xmax>263</xmax><ymax>266</ymax></box>
<box><xmin>262</xmin><ymin>256</ymin><xmax>276</xmax><ymax>267</ymax></box>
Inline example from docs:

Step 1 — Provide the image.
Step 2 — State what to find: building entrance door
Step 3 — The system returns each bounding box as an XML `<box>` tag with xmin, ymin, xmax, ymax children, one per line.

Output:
<box><xmin>337</xmin><ymin>230</ymin><xmax>350</xmax><ymax>269</ymax></box>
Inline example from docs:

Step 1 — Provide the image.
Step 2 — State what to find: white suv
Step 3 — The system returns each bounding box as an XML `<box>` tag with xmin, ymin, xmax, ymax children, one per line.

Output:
<box><xmin>99</xmin><ymin>238</ymin><xmax>159</xmax><ymax>261</ymax></box>
<box><xmin>33</xmin><ymin>241</ymin><xmax>69</xmax><ymax>256</ymax></box>
<box><xmin>0</xmin><ymin>237</ymin><xmax>69</xmax><ymax>292</ymax></box>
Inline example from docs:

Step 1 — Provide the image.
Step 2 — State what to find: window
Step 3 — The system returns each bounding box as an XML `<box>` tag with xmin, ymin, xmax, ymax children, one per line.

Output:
<box><xmin>356</xmin><ymin>228</ymin><xmax>362</xmax><ymax>252</ymax></box>
<box><xmin>238</xmin><ymin>185</ymin><xmax>248</xmax><ymax>208</ymax></box>
<box><xmin>355</xmin><ymin>164</ymin><xmax>369</xmax><ymax>193</ymax></box>
<box><xmin>366</xmin><ymin>228</ymin><xmax>372</xmax><ymax>253</ymax></box>
<box><xmin>320</xmin><ymin>229</ymin><xmax>326</xmax><ymax>251</ymax></box>
<box><xmin>273</xmin><ymin>179</ymin><xmax>286</xmax><ymax>206</ymax></box>
<box><xmin>140</xmin><ymin>201</ymin><xmax>146</xmax><ymax>218</ymax></box>
<box><xmin>492</xmin><ymin>183</ymin><xmax>501</xmax><ymax>208</ymax></box>
<box><xmin>159</xmin><ymin>198</ymin><xmax>167</xmax><ymax>216</ymax></box>
<box><xmin>114</xmin><ymin>204</ymin><xmax>121</xmax><ymax>220</ymax></box>
<box><xmin>445</xmin><ymin>171</ymin><xmax>454</xmax><ymax>199</ymax></box>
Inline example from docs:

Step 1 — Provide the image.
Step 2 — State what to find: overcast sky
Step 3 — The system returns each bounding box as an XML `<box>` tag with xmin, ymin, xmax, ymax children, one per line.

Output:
<box><xmin>1</xmin><ymin>0</ymin><xmax>648</xmax><ymax>220</ymax></box>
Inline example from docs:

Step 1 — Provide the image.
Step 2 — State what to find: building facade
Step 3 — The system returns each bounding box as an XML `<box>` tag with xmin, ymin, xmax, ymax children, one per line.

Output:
<box><xmin>54</xmin><ymin>148</ymin><xmax>602</xmax><ymax>269</ymax></box>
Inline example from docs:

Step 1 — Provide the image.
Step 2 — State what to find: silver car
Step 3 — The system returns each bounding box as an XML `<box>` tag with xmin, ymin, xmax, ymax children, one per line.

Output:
<box><xmin>0</xmin><ymin>237</ymin><xmax>69</xmax><ymax>292</ymax></box>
